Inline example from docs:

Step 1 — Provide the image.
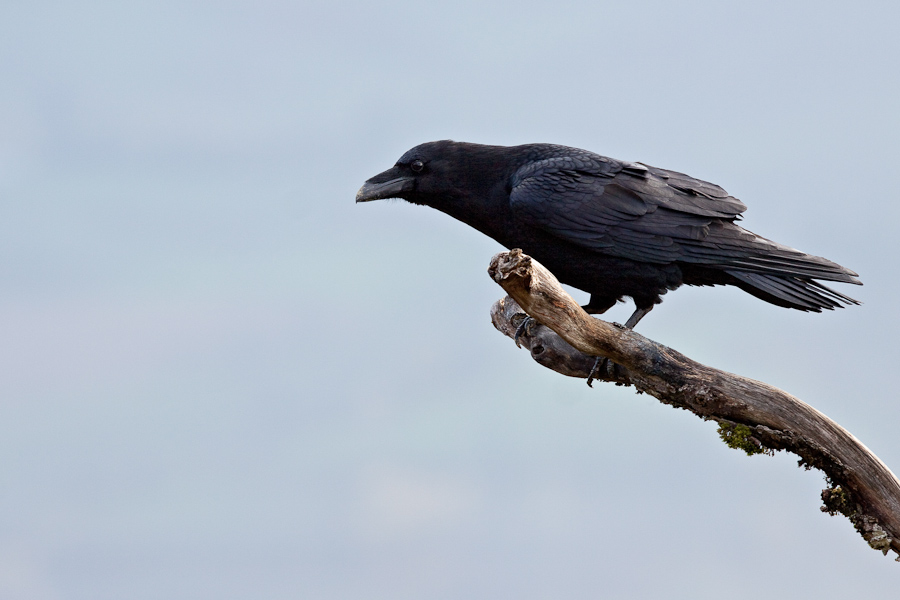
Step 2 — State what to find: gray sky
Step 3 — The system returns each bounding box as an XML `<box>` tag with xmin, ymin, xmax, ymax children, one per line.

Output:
<box><xmin>2</xmin><ymin>1</ymin><xmax>899</xmax><ymax>598</ymax></box>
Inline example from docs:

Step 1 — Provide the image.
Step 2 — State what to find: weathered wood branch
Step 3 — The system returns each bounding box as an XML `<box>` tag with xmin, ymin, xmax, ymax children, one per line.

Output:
<box><xmin>487</xmin><ymin>248</ymin><xmax>900</xmax><ymax>560</ymax></box>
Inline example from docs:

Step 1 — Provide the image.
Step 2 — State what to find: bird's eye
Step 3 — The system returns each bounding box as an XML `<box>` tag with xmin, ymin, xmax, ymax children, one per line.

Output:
<box><xmin>410</xmin><ymin>159</ymin><xmax>424</xmax><ymax>173</ymax></box>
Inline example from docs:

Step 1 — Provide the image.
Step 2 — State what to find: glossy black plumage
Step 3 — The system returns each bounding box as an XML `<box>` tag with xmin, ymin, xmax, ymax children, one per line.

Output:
<box><xmin>357</xmin><ymin>140</ymin><xmax>861</xmax><ymax>327</ymax></box>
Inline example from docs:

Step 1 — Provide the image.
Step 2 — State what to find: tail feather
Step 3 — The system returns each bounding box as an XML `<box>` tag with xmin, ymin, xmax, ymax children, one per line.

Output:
<box><xmin>726</xmin><ymin>256</ymin><xmax>860</xmax><ymax>284</ymax></box>
<box><xmin>726</xmin><ymin>270</ymin><xmax>860</xmax><ymax>312</ymax></box>
<box><xmin>681</xmin><ymin>223</ymin><xmax>862</xmax><ymax>287</ymax></box>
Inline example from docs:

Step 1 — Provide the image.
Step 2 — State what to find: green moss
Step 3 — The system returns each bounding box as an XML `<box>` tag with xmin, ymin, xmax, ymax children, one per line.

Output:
<box><xmin>717</xmin><ymin>422</ymin><xmax>772</xmax><ymax>456</ymax></box>
<box><xmin>821</xmin><ymin>485</ymin><xmax>854</xmax><ymax>517</ymax></box>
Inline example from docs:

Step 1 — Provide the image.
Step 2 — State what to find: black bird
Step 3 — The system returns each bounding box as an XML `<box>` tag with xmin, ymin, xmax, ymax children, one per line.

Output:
<box><xmin>357</xmin><ymin>141</ymin><xmax>860</xmax><ymax>329</ymax></box>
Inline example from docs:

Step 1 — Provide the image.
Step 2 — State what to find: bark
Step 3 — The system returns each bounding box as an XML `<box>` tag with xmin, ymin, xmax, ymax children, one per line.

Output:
<box><xmin>488</xmin><ymin>248</ymin><xmax>900</xmax><ymax>560</ymax></box>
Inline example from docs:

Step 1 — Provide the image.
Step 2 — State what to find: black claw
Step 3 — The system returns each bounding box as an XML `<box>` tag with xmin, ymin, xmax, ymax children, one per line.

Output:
<box><xmin>606</xmin><ymin>359</ymin><xmax>619</xmax><ymax>380</ymax></box>
<box><xmin>586</xmin><ymin>356</ymin><xmax>607</xmax><ymax>387</ymax></box>
<box><xmin>587</xmin><ymin>355</ymin><xmax>622</xmax><ymax>386</ymax></box>
<box><xmin>514</xmin><ymin>315</ymin><xmax>533</xmax><ymax>348</ymax></box>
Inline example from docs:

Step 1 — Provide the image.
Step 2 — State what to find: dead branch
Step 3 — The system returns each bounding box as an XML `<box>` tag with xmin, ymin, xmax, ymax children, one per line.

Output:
<box><xmin>488</xmin><ymin>248</ymin><xmax>900</xmax><ymax>560</ymax></box>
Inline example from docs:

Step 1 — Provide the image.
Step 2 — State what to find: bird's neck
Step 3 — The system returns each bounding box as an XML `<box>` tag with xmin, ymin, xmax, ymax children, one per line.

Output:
<box><xmin>432</xmin><ymin>183</ymin><xmax>517</xmax><ymax>246</ymax></box>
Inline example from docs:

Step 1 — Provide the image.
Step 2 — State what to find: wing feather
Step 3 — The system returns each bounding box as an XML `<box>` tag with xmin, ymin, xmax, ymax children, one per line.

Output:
<box><xmin>509</xmin><ymin>151</ymin><xmax>861</xmax><ymax>294</ymax></box>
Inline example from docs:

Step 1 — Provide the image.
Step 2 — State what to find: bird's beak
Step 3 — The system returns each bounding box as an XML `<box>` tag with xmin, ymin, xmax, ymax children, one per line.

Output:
<box><xmin>356</xmin><ymin>167</ymin><xmax>415</xmax><ymax>203</ymax></box>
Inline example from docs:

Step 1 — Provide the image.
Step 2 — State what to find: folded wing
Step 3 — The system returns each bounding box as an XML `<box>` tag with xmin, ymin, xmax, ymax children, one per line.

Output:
<box><xmin>509</xmin><ymin>154</ymin><xmax>860</xmax><ymax>311</ymax></box>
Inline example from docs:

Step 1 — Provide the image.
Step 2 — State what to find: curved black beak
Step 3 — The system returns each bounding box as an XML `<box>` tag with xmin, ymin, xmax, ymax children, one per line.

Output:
<box><xmin>356</xmin><ymin>167</ymin><xmax>415</xmax><ymax>203</ymax></box>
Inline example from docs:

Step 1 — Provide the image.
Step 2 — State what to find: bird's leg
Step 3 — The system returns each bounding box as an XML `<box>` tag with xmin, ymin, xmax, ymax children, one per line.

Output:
<box><xmin>513</xmin><ymin>314</ymin><xmax>534</xmax><ymax>348</ymax></box>
<box><xmin>586</xmin><ymin>304</ymin><xmax>651</xmax><ymax>386</ymax></box>
<box><xmin>623</xmin><ymin>305</ymin><xmax>653</xmax><ymax>329</ymax></box>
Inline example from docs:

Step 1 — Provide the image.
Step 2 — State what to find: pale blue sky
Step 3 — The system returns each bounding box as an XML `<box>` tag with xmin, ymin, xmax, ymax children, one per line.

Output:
<box><xmin>1</xmin><ymin>1</ymin><xmax>899</xmax><ymax>598</ymax></box>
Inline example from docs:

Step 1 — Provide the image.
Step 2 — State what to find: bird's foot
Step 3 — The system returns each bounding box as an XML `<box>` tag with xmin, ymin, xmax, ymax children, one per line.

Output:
<box><xmin>586</xmin><ymin>356</ymin><xmax>619</xmax><ymax>387</ymax></box>
<box><xmin>586</xmin><ymin>356</ymin><xmax>606</xmax><ymax>387</ymax></box>
<box><xmin>514</xmin><ymin>314</ymin><xmax>534</xmax><ymax>348</ymax></box>
<box><xmin>587</xmin><ymin>357</ymin><xmax>601</xmax><ymax>387</ymax></box>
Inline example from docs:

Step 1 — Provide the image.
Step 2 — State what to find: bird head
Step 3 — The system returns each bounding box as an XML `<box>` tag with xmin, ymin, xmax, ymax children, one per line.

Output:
<box><xmin>356</xmin><ymin>140</ymin><xmax>508</xmax><ymax>209</ymax></box>
<box><xmin>355</xmin><ymin>140</ymin><xmax>461</xmax><ymax>206</ymax></box>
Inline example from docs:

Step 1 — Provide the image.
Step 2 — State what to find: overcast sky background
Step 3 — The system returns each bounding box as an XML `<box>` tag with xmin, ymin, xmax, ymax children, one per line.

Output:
<box><xmin>1</xmin><ymin>1</ymin><xmax>899</xmax><ymax>598</ymax></box>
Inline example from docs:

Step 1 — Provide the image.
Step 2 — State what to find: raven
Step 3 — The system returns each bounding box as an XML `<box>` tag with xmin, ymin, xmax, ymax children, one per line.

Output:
<box><xmin>357</xmin><ymin>141</ymin><xmax>860</xmax><ymax>328</ymax></box>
